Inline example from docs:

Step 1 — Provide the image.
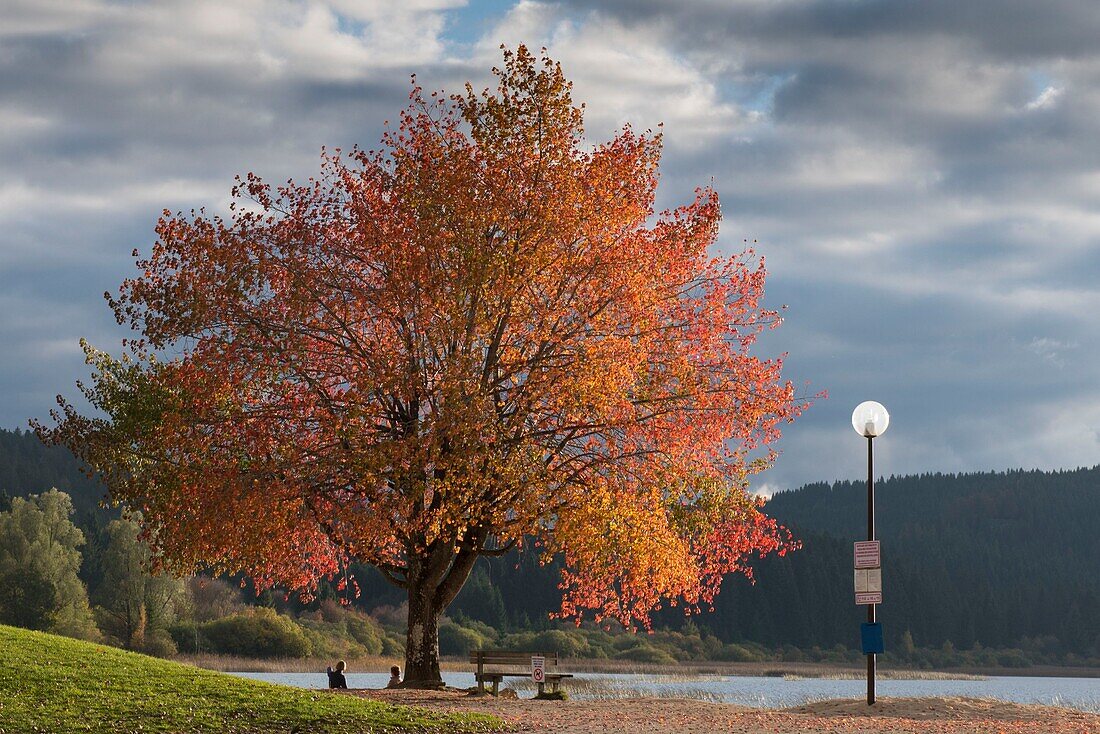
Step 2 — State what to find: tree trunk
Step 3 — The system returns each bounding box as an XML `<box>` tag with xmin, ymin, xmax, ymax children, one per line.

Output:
<box><xmin>401</xmin><ymin>584</ymin><xmax>444</xmax><ymax>688</ymax></box>
<box><xmin>399</xmin><ymin>544</ymin><xmax>482</xmax><ymax>689</ymax></box>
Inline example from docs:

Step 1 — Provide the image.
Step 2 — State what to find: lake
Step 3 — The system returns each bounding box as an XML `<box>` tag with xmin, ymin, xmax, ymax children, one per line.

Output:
<box><xmin>230</xmin><ymin>671</ymin><xmax>1100</xmax><ymax>713</ymax></box>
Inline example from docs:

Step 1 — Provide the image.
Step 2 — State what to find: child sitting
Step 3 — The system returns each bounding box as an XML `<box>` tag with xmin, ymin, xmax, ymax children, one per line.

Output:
<box><xmin>386</xmin><ymin>665</ymin><xmax>402</xmax><ymax>688</ymax></box>
<box><xmin>326</xmin><ymin>660</ymin><xmax>348</xmax><ymax>689</ymax></box>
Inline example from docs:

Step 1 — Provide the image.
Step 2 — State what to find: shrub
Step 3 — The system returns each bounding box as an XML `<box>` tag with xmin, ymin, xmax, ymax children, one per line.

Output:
<box><xmin>438</xmin><ymin>621</ymin><xmax>490</xmax><ymax>656</ymax></box>
<box><xmin>381</xmin><ymin>633</ymin><xmax>405</xmax><ymax>658</ymax></box>
<box><xmin>370</xmin><ymin>603</ymin><xmax>408</xmax><ymax>633</ymax></box>
<box><xmin>141</xmin><ymin>628</ymin><xmax>178</xmax><ymax>658</ymax></box>
<box><xmin>713</xmin><ymin>643</ymin><xmax>766</xmax><ymax>662</ymax></box>
<box><xmin>186</xmin><ymin>577</ymin><xmax>245</xmax><ymax>621</ymax></box>
<box><xmin>995</xmin><ymin>649</ymin><xmax>1032</xmax><ymax>668</ymax></box>
<box><xmin>612</xmin><ymin>635</ymin><xmax>641</xmax><ymax>652</ymax></box>
<box><xmin>168</xmin><ymin>621</ymin><xmax>203</xmax><ymax>653</ymax></box>
<box><xmin>527</xmin><ymin>630</ymin><xmax>587</xmax><ymax>658</ymax></box>
<box><xmin>296</xmin><ymin>622</ymin><xmax>366</xmax><ymax>660</ymax></box>
<box><xmin>346</xmin><ymin>613</ymin><xmax>385</xmax><ymax>655</ymax></box>
<box><xmin>200</xmin><ymin>607</ymin><xmax>312</xmax><ymax>658</ymax></box>
<box><xmin>451</xmin><ymin>615</ymin><xmax>500</xmax><ymax>645</ymax></box>
<box><xmin>499</xmin><ymin>631</ymin><xmax>537</xmax><ymax>650</ymax></box>
<box><xmin>613</xmin><ymin>644</ymin><xmax>677</xmax><ymax>665</ymax></box>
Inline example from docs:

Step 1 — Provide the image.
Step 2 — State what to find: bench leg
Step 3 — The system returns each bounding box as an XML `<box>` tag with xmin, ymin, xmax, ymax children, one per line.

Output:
<box><xmin>492</xmin><ymin>679</ymin><xmax>499</xmax><ymax>696</ymax></box>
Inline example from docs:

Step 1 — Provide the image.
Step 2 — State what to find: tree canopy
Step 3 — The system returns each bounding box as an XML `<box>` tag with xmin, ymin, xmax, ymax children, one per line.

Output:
<box><xmin>0</xmin><ymin>489</ymin><xmax>98</xmax><ymax>639</ymax></box>
<box><xmin>39</xmin><ymin>46</ymin><xmax>810</xmax><ymax>684</ymax></box>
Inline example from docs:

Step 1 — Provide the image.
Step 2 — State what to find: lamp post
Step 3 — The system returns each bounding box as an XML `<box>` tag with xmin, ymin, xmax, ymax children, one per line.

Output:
<box><xmin>852</xmin><ymin>400</ymin><xmax>889</xmax><ymax>706</ymax></box>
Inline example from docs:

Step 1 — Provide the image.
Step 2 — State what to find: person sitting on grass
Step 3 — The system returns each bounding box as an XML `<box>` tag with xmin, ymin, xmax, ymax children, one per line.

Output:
<box><xmin>326</xmin><ymin>660</ymin><xmax>348</xmax><ymax>689</ymax></box>
<box><xmin>386</xmin><ymin>665</ymin><xmax>402</xmax><ymax>688</ymax></box>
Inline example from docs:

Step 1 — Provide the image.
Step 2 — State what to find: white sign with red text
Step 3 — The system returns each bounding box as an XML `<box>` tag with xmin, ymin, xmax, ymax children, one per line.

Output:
<box><xmin>854</xmin><ymin>540</ymin><xmax>881</xmax><ymax>569</ymax></box>
<box><xmin>854</xmin><ymin>541</ymin><xmax>882</xmax><ymax>605</ymax></box>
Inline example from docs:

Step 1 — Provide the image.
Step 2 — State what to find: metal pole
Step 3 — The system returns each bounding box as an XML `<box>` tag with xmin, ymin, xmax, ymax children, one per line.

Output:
<box><xmin>867</xmin><ymin>434</ymin><xmax>876</xmax><ymax>705</ymax></box>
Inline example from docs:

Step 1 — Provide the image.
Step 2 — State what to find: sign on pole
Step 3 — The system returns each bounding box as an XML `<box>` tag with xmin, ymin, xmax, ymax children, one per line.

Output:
<box><xmin>531</xmin><ymin>655</ymin><xmax>545</xmax><ymax>684</ymax></box>
<box><xmin>854</xmin><ymin>540</ymin><xmax>880</xmax><ymax>569</ymax></box>
<box><xmin>854</xmin><ymin>541</ymin><xmax>882</xmax><ymax>605</ymax></box>
<box><xmin>860</xmin><ymin>622</ymin><xmax>885</xmax><ymax>654</ymax></box>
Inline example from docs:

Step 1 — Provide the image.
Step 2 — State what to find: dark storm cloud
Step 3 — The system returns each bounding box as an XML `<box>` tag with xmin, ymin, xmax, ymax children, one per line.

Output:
<box><xmin>0</xmin><ymin>0</ymin><xmax>463</xmax><ymax>429</ymax></box>
<box><xmin>3</xmin><ymin>0</ymin><xmax>1100</xmax><ymax>490</ymax></box>
<box><xmin>560</xmin><ymin>0</ymin><xmax>1100</xmax><ymax>61</ymax></box>
<box><xmin>535</xmin><ymin>0</ymin><xmax>1100</xmax><ymax>488</ymax></box>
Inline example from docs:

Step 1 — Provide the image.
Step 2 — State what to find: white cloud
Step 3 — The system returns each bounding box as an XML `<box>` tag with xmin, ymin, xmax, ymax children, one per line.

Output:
<box><xmin>1026</xmin><ymin>84</ymin><xmax>1064</xmax><ymax>110</ymax></box>
<box><xmin>1024</xmin><ymin>337</ymin><xmax>1079</xmax><ymax>369</ymax></box>
<box><xmin>479</xmin><ymin>1</ymin><xmax>756</xmax><ymax>145</ymax></box>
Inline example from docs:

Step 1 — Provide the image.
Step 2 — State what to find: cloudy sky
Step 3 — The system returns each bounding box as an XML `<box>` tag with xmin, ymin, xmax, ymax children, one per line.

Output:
<box><xmin>3</xmin><ymin>0</ymin><xmax>1099</xmax><ymax>492</ymax></box>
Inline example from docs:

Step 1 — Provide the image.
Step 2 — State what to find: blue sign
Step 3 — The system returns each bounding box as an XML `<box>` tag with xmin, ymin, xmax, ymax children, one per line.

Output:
<box><xmin>861</xmin><ymin>622</ymin><xmax>884</xmax><ymax>655</ymax></box>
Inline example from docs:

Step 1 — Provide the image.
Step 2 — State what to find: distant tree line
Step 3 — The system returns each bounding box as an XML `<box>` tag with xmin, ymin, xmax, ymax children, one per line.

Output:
<box><xmin>423</xmin><ymin>467</ymin><xmax>1100</xmax><ymax>665</ymax></box>
<box><xmin>3</xmin><ymin>428</ymin><xmax>1099</xmax><ymax>667</ymax></box>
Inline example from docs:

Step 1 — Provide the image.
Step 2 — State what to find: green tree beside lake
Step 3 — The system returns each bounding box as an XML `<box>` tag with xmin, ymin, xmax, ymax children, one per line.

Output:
<box><xmin>0</xmin><ymin>489</ymin><xmax>98</xmax><ymax>639</ymax></box>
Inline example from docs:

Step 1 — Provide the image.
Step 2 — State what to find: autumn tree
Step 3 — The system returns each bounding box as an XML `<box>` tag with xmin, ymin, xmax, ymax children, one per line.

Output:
<box><xmin>39</xmin><ymin>47</ymin><xmax>810</xmax><ymax>686</ymax></box>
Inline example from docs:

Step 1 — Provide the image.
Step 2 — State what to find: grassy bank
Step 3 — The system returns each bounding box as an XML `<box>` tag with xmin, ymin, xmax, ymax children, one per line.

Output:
<box><xmin>0</xmin><ymin>625</ymin><xmax>502</xmax><ymax>734</ymax></box>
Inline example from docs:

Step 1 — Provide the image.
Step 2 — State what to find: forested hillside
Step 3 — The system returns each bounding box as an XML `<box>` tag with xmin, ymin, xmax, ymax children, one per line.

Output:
<box><xmin>4</xmin><ymin>427</ymin><xmax>1099</xmax><ymax>662</ymax></box>
<box><xmin>0</xmin><ymin>428</ymin><xmax>107</xmax><ymax>515</ymax></box>
<box><xmin>760</xmin><ymin>469</ymin><xmax>1100</xmax><ymax>654</ymax></box>
<box><xmin>427</xmin><ymin>468</ymin><xmax>1100</xmax><ymax>661</ymax></box>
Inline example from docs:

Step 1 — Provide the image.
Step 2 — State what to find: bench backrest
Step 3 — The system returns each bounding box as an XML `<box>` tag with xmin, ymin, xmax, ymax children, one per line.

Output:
<box><xmin>469</xmin><ymin>650</ymin><xmax>560</xmax><ymax>667</ymax></box>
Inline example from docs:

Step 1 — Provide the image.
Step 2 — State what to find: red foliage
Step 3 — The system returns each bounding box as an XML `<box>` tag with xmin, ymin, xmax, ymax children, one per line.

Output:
<box><xmin>39</xmin><ymin>46</ymin><xmax>814</xmax><ymax>630</ymax></box>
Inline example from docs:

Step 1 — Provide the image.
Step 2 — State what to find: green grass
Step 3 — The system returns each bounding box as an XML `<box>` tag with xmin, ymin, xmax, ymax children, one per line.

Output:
<box><xmin>0</xmin><ymin>625</ymin><xmax>503</xmax><ymax>734</ymax></box>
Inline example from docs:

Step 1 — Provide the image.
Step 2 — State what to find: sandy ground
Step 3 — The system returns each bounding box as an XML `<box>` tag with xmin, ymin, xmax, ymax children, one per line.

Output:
<box><xmin>355</xmin><ymin>688</ymin><xmax>1100</xmax><ymax>733</ymax></box>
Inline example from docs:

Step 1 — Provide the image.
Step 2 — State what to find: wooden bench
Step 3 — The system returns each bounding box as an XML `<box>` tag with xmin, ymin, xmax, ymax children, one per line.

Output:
<box><xmin>469</xmin><ymin>650</ymin><xmax>573</xmax><ymax>696</ymax></box>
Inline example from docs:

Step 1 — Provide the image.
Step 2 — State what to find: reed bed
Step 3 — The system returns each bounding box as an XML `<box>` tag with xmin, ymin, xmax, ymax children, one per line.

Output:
<box><xmin>174</xmin><ymin>653</ymin><xmax>467</xmax><ymax>673</ymax></box>
<box><xmin>174</xmin><ymin>653</ymin><xmax>984</xmax><ymax>682</ymax></box>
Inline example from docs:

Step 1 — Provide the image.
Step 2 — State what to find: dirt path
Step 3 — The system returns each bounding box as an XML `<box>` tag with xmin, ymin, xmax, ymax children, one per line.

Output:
<box><xmin>355</xmin><ymin>689</ymin><xmax>1100</xmax><ymax>733</ymax></box>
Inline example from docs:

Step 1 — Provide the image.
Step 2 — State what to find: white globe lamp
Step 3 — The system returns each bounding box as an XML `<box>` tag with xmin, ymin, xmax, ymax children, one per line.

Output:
<box><xmin>852</xmin><ymin>400</ymin><xmax>889</xmax><ymax>438</ymax></box>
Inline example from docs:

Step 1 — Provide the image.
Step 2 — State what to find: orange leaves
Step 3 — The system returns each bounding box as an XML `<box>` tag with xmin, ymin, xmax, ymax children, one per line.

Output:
<box><xmin>40</xmin><ymin>45</ymin><xmax>813</xmax><ymax>622</ymax></box>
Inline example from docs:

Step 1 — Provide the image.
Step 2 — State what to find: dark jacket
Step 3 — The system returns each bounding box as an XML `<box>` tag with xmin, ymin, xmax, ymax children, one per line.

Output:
<box><xmin>326</xmin><ymin>667</ymin><xmax>348</xmax><ymax>689</ymax></box>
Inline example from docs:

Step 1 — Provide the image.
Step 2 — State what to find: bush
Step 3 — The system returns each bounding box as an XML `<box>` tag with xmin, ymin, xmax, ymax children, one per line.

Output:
<box><xmin>451</xmin><ymin>615</ymin><xmax>500</xmax><ymax>645</ymax></box>
<box><xmin>346</xmin><ymin>613</ymin><xmax>385</xmax><ymax>655</ymax></box>
<box><xmin>141</xmin><ymin>628</ymin><xmax>178</xmax><ymax>658</ymax></box>
<box><xmin>370</xmin><ymin>603</ymin><xmax>408</xmax><ymax>633</ymax></box>
<box><xmin>438</xmin><ymin>621</ymin><xmax>490</xmax><ymax>656</ymax></box>
<box><xmin>527</xmin><ymin>630</ymin><xmax>588</xmax><ymax>658</ymax></box>
<box><xmin>499</xmin><ymin>631</ymin><xmax>538</xmax><ymax>651</ymax></box>
<box><xmin>186</xmin><ymin>577</ymin><xmax>245</xmax><ymax>621</ymax></box>
<box><xmin>296</xmin><ymin>622</ymin><xmax>366</xmax><ymax>660</ymax></box>
<box><xmin>995</xmin><ymin>649</ymin><xmax>1032</xmax><ymax>668</ymax></box>
<box><xmin>381</xmin><ymin>633</ymin><xmax>405</xmax><ymax>658</ymax></box>
<box><xmin>0</xmin><ymin>566</ymin><xmax>58</xmax><ymax>631</ymax></box>
<box><xmin>168</xmin><ymin>621</ymin><xmax>203</xmax><ymax>653</ymax></box>
<box><xmin>713</xmin><ymin>643</ymin><xmax>764</xmax><ymax>662</ymax></box>
<box><xmin>613</xmin><ymin>644</ymin><xmax>677</xmax><ymax>665</ymax></box>
<box><xmin>200</xmin><ymin>608</ymin><xmax>312</xmax><ymax>658</ymax></box>
<box><xmin>612</xmin><ymin>635</ymin><xmax>641</xmax><ymax>652</ymax></box>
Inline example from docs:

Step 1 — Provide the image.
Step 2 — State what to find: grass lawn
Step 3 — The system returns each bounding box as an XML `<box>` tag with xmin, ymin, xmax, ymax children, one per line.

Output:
<box><xmin>0</xmin><ymin>625</ymin><xmax>503</xmax><ymax>733</ymax></box>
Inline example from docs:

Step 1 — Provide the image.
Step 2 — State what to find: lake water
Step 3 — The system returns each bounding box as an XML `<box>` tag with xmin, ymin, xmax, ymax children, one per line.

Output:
<box><xmin>230</xmin><ymin>671</ymin><xmax>1100</xmax><ymax>713</ymax></box>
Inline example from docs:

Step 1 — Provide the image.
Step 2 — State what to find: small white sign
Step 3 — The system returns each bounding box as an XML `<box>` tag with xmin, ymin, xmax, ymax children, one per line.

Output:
<box><xmin>854</xmin><ymin>568</ymin><xmax>882</xmax><ymax>594</ymax></box>
<box><xmin>854</xmin><ymin>541</ymin><xmax>881</xmax><ymax>569</ymax></box>
<box><xmin>856</xmin><ymin>591</ymin><xmax>882</xmax><ymax>605</ymax></box>
<box><xmin>531</xmin><ymin>655</ymin><xmax>545</xmax><ymax>684</ymax></box>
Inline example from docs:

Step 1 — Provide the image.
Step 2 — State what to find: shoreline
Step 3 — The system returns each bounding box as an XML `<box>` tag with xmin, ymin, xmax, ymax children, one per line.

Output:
<box><xmin>350</xmin><ymin>689</ymin><xmax>1100</xmax><ymax>733</ymax></box>
<box><xmin>175</xmin><ymin>653</ymin><xmax>1100</xmax><ymax>680</ymax></box>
